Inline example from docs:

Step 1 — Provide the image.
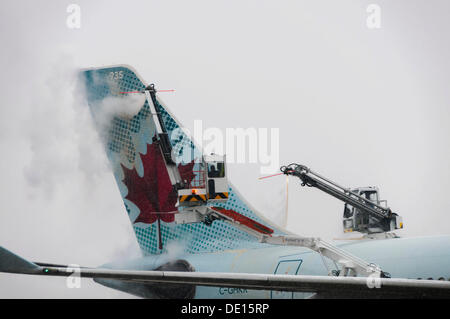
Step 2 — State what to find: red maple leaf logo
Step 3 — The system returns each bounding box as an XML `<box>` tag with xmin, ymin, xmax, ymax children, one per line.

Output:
<box><xmin>121</xmin><ymin>142</ymin><xmax>195</xmax><ymax>224</ymax></box>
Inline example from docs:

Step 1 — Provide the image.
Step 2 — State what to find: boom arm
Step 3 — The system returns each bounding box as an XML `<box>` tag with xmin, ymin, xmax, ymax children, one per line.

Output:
<box><xmin>281</xmin><ymin>163</ymin><xmax>403</xmax><ymax>233</ymax></box>
<box><xmin>144</xmin><ymin>84</ymin><xmax>184</xmax><ymax>189</ymax></box>
<box><xmin>176</xmin><ymin>206</ymin><xmax>389</xmax><ymax>277</ymax></box>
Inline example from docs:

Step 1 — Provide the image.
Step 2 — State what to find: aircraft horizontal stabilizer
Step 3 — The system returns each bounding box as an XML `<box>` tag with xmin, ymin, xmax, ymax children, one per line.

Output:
<box><xmin>1</xmin><ymin>246</ymin><xmax>450</xmax><ymax>298</ymax></box>
<box><xmin>0</xmin><ymin>246</ymin><xmax>40</xmax><ymax>274</ymax></box>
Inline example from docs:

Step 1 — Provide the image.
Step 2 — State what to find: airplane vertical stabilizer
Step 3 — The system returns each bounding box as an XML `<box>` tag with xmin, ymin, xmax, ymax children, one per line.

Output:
<box><xmin>80</xmin><ymin>65</ymin><xmax>286</xmax><ymax>255</ymax></box>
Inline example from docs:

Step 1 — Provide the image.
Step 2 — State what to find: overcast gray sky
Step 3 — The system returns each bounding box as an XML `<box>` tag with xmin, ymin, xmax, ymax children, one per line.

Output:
<box><xmin>0</xmin><ymin>0</ymin><xmax>449</xmax><ymax>298</ymax></box>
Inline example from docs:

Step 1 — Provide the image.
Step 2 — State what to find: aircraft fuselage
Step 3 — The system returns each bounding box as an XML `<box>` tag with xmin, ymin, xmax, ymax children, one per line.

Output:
<box><xmin>96</xmin><ymin>235</ymin><xmax>450</xmax><ymax>298</ymax></box>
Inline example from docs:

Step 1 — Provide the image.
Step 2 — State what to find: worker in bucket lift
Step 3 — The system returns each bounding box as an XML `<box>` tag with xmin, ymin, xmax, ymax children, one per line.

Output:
<box><xmin>208</xmin><ymin>164</ymin><xmax>219</xmax><ymax>178</ymax></box>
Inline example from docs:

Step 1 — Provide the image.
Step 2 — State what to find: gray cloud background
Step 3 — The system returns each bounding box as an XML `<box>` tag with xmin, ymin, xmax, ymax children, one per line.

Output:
<box><xmin>0</xmin><ymin>0</ymin><xmax>449</xmax><ymax>297</ymax></box>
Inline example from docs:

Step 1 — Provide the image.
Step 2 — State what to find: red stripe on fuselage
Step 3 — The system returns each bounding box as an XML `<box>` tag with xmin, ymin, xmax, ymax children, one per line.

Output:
<box><xmin>212</xmin><ymin>207</ymin><xmax>274</xmax><ymax>236</ymax></box>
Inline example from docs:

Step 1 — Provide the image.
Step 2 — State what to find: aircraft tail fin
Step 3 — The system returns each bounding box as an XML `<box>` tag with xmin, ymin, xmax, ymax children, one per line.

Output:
<box><xmin>80</xmin><ymin>65</ymin><xmax>286</xmax><ymax>255</ymax></box>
